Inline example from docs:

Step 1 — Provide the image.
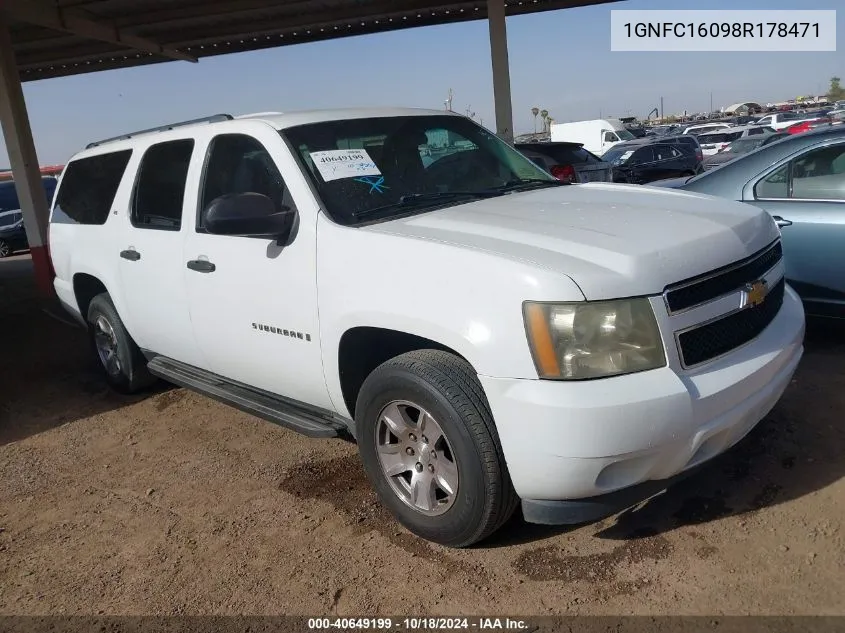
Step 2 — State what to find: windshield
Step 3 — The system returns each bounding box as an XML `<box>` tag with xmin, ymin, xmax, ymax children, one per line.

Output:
<box><xmin>615</xmin><ymin>128</ymin><xmax>635</xmax><ymax>141</ymax></box>
<box><xmin>282</xmin><ymin>115</ymin><xmax>556</xmax><ymax>225</ymax></box>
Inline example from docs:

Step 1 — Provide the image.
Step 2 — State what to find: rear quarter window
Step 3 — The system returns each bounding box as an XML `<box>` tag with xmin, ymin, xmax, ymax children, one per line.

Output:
<box><xmin>52</xmin><ymin>150</ymin><xmax>132</xmax><ymax>225</ymax></box>
<box><xmin>542</xmin><ymin>145</ymin><xmax>600</xmax><ymax>164</ymax></box>
<box><xmin>0</xmin><ymin>183</ymin><xmax>18</xmax><ymax>212</ymax></box>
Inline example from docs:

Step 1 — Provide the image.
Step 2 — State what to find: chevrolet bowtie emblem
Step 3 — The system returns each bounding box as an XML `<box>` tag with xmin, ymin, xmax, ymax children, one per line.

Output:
<box><xmin>743</xmin><ymin>280</ymin><xmax>768</xmax><ymax>308</ymax></box>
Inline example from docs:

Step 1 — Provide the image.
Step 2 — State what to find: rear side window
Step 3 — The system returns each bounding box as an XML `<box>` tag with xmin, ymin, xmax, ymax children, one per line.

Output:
<box><xmin>755</xmin><ymin>144</ymin><xmax>845</xmax><ymax>200</ymax></box>
<box><xmin>653</xmin><ymin>145</ymin><xmax>678</xmax><ymax>161</ymax></box>
<box><xmin>630</xmin><ymin>147</ymin><xmax>654</xmax><ymax>164</ymax></box>
<box><xmin>52</xmin><ymin>150</ymin><xmax>132</xmax><ymax>225</ymax></box>
<box><xmin>132</xmin><ymin>140</ymin><xmax>194</xmax><ymax>230</ymax></box>
<box><xmin>0</xmin><ymin>183</ymin><xmax>18</xmax><ymax>212</ymax></box>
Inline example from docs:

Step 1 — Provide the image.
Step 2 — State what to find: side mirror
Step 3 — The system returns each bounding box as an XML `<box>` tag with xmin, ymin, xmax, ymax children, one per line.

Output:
<box><xmin>204</xmin><ymin>192</ymin><xmax>295</xmax><ymax>240</ymax></box>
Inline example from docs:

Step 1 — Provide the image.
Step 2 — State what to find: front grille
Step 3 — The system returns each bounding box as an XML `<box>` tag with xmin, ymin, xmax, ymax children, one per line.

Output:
<box><xmin>665</xmin><ymin>241</ymin><xmax>783</xmax><ymax>312</ymax></box>
<box><xmin>677</xmin><ymin>277</ymin><xmax>785</xmax><ymax>367</ymax></box>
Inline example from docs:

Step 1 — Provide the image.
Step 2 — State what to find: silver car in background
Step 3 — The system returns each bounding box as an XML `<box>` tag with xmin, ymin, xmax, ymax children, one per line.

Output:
<box><xmin>697</xmin><ymin>125</ymin><xmax>777</xmax><ymax>156</ymax></box>
<box><xmin>653</xmin><ymin>127</ymin><xmax>845</xmax><ymax>319</ymax></box>
<box><xmin>702</xmin><ymin>132</ymin><xmax>789</xmax><ymax>170</ymax></box>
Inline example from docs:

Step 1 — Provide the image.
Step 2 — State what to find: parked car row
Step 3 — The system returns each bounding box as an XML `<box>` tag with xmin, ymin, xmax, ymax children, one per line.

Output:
<box><xmin>653</xmin><ymin>127</ymin><xmax>845</xmax><ymax>319</ymax></box>
<box><xmin>0</xmin><ymin>176</ymin><xmax>58</xmax><ymax>257</ymax></box>
<box><xmin>515</xmin><ymin>142</ymin><xmax>612</xmax><ymax>184</ymax></box>
<box><xmin>511</xmin><ymin>122</ymin><xmax>844</xmax><ymax>322</ymax></box>
<box><xmin>517</xmin><ymin>133</ymin><xmax>705</xmax><ymax>185</ymax></box>
<box><xmin>702</xmin><ymin>133</ymin><xmax>788</xmax><ymax>169</ymax></box>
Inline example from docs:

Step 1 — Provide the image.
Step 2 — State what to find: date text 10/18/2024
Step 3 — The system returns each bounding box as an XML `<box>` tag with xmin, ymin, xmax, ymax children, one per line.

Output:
<box><xmin>307</xmin><ymin>617</ymin><xmax>532</xmax><ymax>630</ymax></box>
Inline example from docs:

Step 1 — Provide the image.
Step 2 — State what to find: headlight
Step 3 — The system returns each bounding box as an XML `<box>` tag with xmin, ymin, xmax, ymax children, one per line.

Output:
<box><xmin>523</xmin><ymin>299</ymin><xmax>666</xmax><ymax>380</ymax></box>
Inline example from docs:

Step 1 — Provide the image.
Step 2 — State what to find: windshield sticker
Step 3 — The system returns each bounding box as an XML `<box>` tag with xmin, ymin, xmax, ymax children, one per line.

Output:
<box><xmin>354</xmin><ymin>175</ymin><xmax>388</xmax><ymax>193</ymax></box>
<box><xmin>309</xmin><ymin>149</ymin><xmax>381</xmax><ymax>182</ymax></box>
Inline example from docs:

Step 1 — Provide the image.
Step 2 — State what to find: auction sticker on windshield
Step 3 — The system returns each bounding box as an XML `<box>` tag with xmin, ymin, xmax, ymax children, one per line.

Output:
<box><xmin>310</xmin><ymin>149</ymin><xmax>381</xmax><ymax>182</ymax></box>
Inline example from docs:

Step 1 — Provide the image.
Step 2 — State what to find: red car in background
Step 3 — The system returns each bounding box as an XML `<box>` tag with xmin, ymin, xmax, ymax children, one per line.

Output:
<box><xmin>787</xmin><ymin>119</ymin><xmax>833</xmax><ymax>135</ymax></box>
<box><xmin>0</xmin><ymin>164</ymin><xmax>63</xmax><ymax>182</ymax></box>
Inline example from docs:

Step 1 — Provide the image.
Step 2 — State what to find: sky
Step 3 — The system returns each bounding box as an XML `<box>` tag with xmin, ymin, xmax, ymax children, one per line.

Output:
<box><xmin>1</xmin><ymin>0</ymin><xmax>843</xmax><ymax>166</ymax></box>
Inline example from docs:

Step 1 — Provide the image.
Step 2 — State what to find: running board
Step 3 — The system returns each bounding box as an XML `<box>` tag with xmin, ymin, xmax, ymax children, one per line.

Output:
<box><xmin>147</xmin><ymin>356</ymin><xmax>346</xmax><ymax>439</ymax></box>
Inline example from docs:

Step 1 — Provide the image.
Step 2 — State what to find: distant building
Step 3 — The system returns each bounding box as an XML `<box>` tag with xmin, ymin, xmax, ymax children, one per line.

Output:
<box><xmin>721</xmin><ymin>102</ymin><xmax>763</xmax><ymax>114</ymax></box>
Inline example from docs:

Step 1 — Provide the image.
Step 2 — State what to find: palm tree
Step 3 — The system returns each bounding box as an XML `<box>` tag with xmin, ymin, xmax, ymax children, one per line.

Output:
<box><xmin>531</xmin><ymin>107</ymin><xmax>539</xmax><ymax>133</ymax></box>
<box><xmin>540</xmin><ymin>109</ymin><xmax>549</xmax><ymax>133</ymax></box>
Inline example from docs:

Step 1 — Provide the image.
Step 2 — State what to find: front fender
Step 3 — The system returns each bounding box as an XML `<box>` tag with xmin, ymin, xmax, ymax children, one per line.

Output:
<box><xmin>316</xmin><ymin>217</ymin><xmax>585</xmax><ymax>415</ymax></box>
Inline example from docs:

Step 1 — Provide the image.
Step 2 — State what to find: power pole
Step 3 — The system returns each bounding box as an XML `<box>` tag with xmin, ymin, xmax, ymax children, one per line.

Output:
<box><xmin>660</xmin><ymin>96</ymin><xmax>664</xmax><ymax>120</ymax></box>
<box><xmin>710</xmin><ymin>91</ymin><xmax>713</xmax><ymax>113</ymax></box>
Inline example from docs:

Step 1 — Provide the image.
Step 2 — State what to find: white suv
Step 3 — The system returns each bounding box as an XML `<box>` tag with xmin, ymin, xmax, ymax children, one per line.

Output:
<box><xmin>48</xmin><ymin>108</ymin><xmax>805</xmax><ymax>547</ymax></box>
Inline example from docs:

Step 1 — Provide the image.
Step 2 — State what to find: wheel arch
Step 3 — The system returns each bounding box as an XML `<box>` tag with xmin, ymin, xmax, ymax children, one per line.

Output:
<box><xmin>72</xmin><ymin>272</ymin><xmax>110</xmax><ymax>321</ymax></box>
<box><xmin>337</xmin><ymin>326</ymin><xmax>472</xmax><ymax>420</ymax></box>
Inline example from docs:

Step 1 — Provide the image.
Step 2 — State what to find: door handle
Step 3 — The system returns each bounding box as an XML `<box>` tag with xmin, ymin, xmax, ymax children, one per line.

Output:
<box><xmin>187</xmin><ymin>259</ymin><xmax>216</xmax><ymax>273</ymax></box>
<box><xmin>772</xmin><ymin>215</ymin><xmax>793</xmax><ymax>228</ymax></box>
<box><xmin>120</xmin><ymin>249</ymin><xmax>141</xmax><ymax>261</ymax></box>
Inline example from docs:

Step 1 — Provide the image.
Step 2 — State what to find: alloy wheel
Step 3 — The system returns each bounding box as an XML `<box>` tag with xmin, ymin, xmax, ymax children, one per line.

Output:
<box><xmin>374</xmin><ymin>400</ymin><xmax>459</xmax><ymax>516</ymax></box>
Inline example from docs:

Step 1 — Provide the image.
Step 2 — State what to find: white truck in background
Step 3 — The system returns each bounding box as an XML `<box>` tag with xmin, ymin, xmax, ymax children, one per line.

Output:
<box><xmin>550</xmin><ymin>118</ymin><xmax>635</xmax><ymax>155</ymax></box>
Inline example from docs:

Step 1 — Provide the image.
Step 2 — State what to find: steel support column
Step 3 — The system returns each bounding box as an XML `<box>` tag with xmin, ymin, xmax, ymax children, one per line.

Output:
<box><xmin>487</xmin><ymin>0</ymin><xmax>514</xmax><ymax>143</ymax></box>
<box><xmin>0</xmin><ymin>12</ymin><xmax>53</xmax><ymax>296</ymax></box>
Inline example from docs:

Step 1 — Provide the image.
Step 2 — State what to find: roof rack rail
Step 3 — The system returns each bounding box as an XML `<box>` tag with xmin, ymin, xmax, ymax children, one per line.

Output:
<box><xmin>86</xmin><ymin>113</ymin><xmax>234</xmax><ymax>148</ymax></box>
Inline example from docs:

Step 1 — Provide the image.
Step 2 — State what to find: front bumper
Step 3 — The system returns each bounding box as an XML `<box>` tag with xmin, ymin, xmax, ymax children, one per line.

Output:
<box><xmin>479</xmin><ymin>284</ymin><xmax>805</xmax><ymax>523</ymax></box>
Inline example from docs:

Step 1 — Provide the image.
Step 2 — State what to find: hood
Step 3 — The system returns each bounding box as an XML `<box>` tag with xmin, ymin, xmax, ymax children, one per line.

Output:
<box><xmin>704</xmin><ymin>152</ymin><xmax>735</xmax><ymax>165</ymax></box>
<box><xmin>647</xmin><ymin>177</ymin><xmax>691</xmax><ymax>188</ymax></box>
<box><xmin>363</xmin><ymin>183</ymin><xmax>779</xmax><ymax>300</ymax></box>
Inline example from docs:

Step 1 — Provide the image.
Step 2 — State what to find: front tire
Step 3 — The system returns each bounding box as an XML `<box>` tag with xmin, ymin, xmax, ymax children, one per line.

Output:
<box><xmin>0</xmin><ymin>240</ymin><xmax>11</xmax><ymax>258</ymax></box>
<box><xmin>355</xmin><ymin>350</ymin><xmax>518</xmax><ymax>547</ymax></box>
<box><xmin>86</xmin><ymin>293</ymin><xmax>156</xmax><ymax>394</ymax></box>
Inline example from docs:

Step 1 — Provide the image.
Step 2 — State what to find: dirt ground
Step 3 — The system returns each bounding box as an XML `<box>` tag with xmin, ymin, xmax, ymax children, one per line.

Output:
<box><xmin>1</xmin><ymin>253</ymin><xmax>844</xmax><ymax>616</ymax></box>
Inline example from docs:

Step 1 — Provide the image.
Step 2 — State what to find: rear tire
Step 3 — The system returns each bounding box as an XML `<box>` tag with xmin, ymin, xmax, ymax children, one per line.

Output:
<box><xmin>86</xmin><ymin>293</ymin><xmax>156</xmax><ymax>394</ymax></box>
<box><xmin>355</xmin><ymin>350</ymin><xmax>518</xmax><ymax>547</ymax></box>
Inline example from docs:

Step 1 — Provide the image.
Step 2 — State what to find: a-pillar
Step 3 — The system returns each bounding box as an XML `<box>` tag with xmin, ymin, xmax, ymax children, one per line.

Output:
<box><xmin>487</xmin><ymin>0</ymin><xmax>514</xmax><ymax>143</ymax></box>
<box><xmin>0</xmin><ymin>12</ymin><xmax>53</xmax><ymax>297</ymax></box>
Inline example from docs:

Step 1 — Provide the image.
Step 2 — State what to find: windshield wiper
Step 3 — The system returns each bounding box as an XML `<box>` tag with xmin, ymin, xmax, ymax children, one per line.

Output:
<box><xmin>351</xmin><ymin>191</ymin><xmax>500</xmax><ymax>219</ymax></box>
<box><xmin>491</xmin><ymin>178</ymin><xmax>566</xmax><ymax>193</ymax></box>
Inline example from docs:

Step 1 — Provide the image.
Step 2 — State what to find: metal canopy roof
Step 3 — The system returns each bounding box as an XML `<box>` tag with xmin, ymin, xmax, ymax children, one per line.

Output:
<box><xmin>4</xmin><ymin>0</ymin><xmax>618</xmax><ymax>82</ymax></box>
